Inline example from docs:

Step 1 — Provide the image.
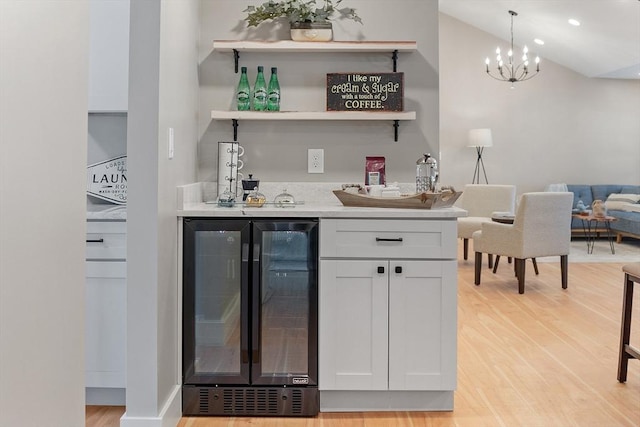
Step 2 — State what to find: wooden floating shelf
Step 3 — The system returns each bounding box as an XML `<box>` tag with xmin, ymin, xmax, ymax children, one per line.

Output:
<box><xmin>210</xmin><ymin>110</ymin><xmax>416</xmax><ymax>121</ymax></box>
<box><xmin>213</xmin><ymin>40</ymin><xmax>418</xmax><ymax>53</ymax></box>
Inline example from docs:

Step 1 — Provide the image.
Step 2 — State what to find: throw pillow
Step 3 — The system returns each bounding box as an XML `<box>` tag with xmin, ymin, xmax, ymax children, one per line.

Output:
<box><xmin>605</xmin><ymin>193</ymin><xmax>640</xmax><ymax>211</ymax></box>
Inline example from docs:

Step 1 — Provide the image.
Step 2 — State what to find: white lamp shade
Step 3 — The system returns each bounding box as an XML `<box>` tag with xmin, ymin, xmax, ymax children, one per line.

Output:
<box><xmin>468</xmin><ymin>128</ymin><xmax>493</xmax><ymax>148</ymax></box>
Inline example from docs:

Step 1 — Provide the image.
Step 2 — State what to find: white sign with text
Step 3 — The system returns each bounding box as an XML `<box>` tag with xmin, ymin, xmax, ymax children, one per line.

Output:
<box><xmin>87</xmin><ymin>155</ymin><xmax>127</xmax><ymax>204</ymax></box>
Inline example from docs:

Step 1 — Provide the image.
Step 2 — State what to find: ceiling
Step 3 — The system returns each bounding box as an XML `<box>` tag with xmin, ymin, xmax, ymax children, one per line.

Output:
<box><xmin>439</xmin><ymin>0</ymin><xmax>640</xmax><ymax>79</ymax></box>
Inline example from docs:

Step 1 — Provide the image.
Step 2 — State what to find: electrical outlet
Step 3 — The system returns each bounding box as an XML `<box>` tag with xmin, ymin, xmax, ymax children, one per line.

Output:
<box><xmin>308</xmin><ymin>148</ymin><xmax>324</xmax><ymax>173</ymax></box>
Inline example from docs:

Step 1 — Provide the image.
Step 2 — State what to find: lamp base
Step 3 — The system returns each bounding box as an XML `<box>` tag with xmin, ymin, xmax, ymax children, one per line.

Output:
<box><xmin>471</xmin><ymin>146</ymin><xmax>489</xmax><ymax>184</ymax></box>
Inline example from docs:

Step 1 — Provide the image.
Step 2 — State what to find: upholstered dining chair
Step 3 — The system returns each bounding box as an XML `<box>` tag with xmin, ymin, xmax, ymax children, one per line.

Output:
<box><xmin>456</xmin><ymin>184</ymin><xmax>516</xmax><ymax>265</ymax></box>
<box><xmin>472</xmin><ymin>192</ymin><xmax>574</xmax><ymax>294</ymax></box>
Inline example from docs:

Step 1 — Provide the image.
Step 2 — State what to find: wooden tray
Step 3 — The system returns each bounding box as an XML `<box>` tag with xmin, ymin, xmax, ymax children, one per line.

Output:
<box><xmin>332</xmin><ymin>190</ymin><xmax>462</xmax><ymax>209</ymax></box>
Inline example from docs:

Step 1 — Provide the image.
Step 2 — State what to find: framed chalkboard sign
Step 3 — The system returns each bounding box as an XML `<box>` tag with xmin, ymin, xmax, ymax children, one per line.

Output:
<box><xmin>326</xmin><ymin>72</ymin><xmax>404</xmax><ymax>112</ymax></box>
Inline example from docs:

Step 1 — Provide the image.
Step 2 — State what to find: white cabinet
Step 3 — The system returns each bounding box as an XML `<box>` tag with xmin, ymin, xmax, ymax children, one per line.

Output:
<box><xmin>388</xmin><ymin>260</ymin><xmax>457</xmax><ymax>390</ymax></box>
<box><xmin>319</xmin><ymin>218</ymin><xmax>457</xmax><ymax>411</ymax></box>
<box><xmin>88</xmin><ymin>0</ymin><xmax>129</xmax><ymax>112</ymax></box>
<box><xmin>320</xmin><ymin>260</ymin><xmax>389</xmax><ymax>390</ymax></box>
<box><xmin>85</xmin><ymin>220</ymin><xmax>126</xmax><ymax>405</ymax></box>
<box><xmin>85</xmin><ymin>261</ymin><xmax>126</xmax><ymax>387</ymax></box>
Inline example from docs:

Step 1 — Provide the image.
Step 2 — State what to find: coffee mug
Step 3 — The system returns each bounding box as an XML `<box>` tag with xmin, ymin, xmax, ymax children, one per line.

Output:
<box><xmin>218</xmin><ymin>141</ymin><xmax>244</xmax><ymax>157</ymax></box>
<box><xmin>223</xmin><ymin>158</ymin><xmax>243</xmax><ymax>170</ymax></box>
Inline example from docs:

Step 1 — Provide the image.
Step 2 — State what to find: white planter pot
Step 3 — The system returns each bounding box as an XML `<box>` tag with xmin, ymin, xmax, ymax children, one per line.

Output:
<box><xmin>290</xmin><ymin>22</ymin><xmax>333</xmax><ymax>42</ymax></box>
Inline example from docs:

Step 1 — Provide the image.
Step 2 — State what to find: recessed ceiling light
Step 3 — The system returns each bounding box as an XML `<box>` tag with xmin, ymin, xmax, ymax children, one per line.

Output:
<box><xmin>534</xmin><ymin>38</ymin><xmax>545</xmax><ymax>45</ymax></box>
<box><xmin>568</xmin><ymin>18</ymin><xmax>581</xmax><ymax>26</ymax></box>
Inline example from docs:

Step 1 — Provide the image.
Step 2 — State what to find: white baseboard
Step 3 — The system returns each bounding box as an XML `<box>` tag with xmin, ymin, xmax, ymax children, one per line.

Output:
<box><xmin>320</xmin><ymin>390</ymin><xmax>454</xmax><ymax>412</ymax></box>
<box><xmin>86</xmin><ymin>387</ymin><xmax>126</xmax><ymax>406</ymax></box>
<box><xmin>120</xmin><ymin>385</ymin><xmax>181</xmax><ymax>427</ymax></box>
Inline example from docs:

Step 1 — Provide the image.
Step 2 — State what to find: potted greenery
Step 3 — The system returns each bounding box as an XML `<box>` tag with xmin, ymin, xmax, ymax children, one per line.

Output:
<box><xmin>244</xmin><ymin>0</ymin><xmax>362</xmax><ymax>42</ymax></box>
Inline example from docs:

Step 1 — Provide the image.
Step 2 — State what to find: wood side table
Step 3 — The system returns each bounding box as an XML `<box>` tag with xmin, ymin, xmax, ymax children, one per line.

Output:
<box><xmin>573</xmin><ymin>214</ymin><xmax>617</xmax><ymax>254</ymax></box>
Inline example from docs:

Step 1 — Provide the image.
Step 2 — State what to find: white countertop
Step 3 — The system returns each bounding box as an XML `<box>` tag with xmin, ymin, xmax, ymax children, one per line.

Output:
<box><xmin>177</xmin><ymin>182</ymin><xmax>466</xmax><ymax>219</ymax></box>
<box><xmin>87</xmin><ymin>204</ymin><xmax>127</xmax><ymax>220</ymax></box>
<box><xmin>179</xmin><ymin>202</ymin><xmax>466</xmax><ymax>219</ymax></box>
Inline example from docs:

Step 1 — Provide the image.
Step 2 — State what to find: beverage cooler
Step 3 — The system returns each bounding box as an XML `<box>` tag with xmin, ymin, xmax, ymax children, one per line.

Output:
<box><xmin>182</xmin><ymin>218</ymin><xmax>319</xmax><ymax>416</ymax></box>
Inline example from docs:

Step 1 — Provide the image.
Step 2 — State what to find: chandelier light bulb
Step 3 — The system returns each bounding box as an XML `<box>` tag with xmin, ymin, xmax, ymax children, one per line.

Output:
<box><xmin>484</xmin><ymin>10</ymin><xmax>541</xmax><ymax>84</ymax></box>
<box><xmin>485</xmin><ymin>58</ymin><xmax>490</xmax><ymax>65</ymax></box>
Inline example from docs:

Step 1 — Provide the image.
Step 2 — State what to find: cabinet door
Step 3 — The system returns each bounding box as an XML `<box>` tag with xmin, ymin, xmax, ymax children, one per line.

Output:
<box><xmin>85</xmin><ymin>261</ymin><xmax>127</xmax><ymax>388</ymax></box>
<box><xmin>388</xmin><ymin>260</ymin><xmax>457</xmax><ymax>391</ymax></box>
<box><xmin>319</xmin><ymin>260</ymin><xmax>388</xmax><ymax>390</ymax></box>
<box><xmin>88</xmin><ymin>0</ymin><xmax>129</xmax><ymax>112</ymax></box>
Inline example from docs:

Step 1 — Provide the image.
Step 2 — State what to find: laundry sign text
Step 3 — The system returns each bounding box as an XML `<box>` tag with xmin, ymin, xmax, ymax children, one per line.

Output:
<box><xmin>87</xmin><ymin>155</ymin><xmax>127</xmax><ymax>204</ymax></box>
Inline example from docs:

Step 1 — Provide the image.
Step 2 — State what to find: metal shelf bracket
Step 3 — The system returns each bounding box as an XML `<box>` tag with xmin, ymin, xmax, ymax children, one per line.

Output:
<box><xmin>392</xmin><ymin>50</ymin><xmax>399</xmax><ymax>72</ymax></box>
<box><xmin>233</xmin><ymin>49</ymin><xmax>240</xmax><ymax>73</ymax></box>
<box><xmin>232</xmin><ymin>119</ymin><xmax>238</xmax><ymax>141</ymax></box>
<box><xmin>393</xmin><ymin>120</ymin><xmax>400</xmax><ymax>142</ymax></box>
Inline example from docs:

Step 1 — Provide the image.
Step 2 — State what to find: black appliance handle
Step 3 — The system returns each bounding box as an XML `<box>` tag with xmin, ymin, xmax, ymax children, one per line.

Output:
<box><xmin>251</xmin><ymin>242</ymin><xmax>261</xmax><ymax>369</ymax></box>
<box><xmin>242</xmin><ymin>243</ymin><xmax>249</xmax><ymax>262</ymax></box>
<box><xmin>376</xmin><ymin>237</ymin><xmax>403</xmax><ymax>242</ymax></box>
<box><xmin>86</xmin><ymin>238</ymin><xmax>104</xmax><ymax>243</ymax></box>
<box><xmin>242</xmin><ymin>242</ymin><xmax>251</xmax><ymax>366</ymax></box>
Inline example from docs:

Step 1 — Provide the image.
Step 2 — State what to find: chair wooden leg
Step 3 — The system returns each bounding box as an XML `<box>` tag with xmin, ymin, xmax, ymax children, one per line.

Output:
<box><xmin>493</xmin><ymin>255</ymin><xmax>500</xmax><ymax>273</ymax></box>
<box><xmin>463</xmin><ymin>238</ymin><xmax>469</xmax><ymax>260</ymax></box>
<box><xmin>618</xmin><ymin>273</ymin><xmax>634</xmax><ymax>382</ymax></box>
<box><xmin>532</xmin><ymin>258</ymin><xmax>539</xmax><ymax>275</ymax></box>
<box><xmin>508</xmin><ymin>257</ymin><xmax>512</xmax><ymax>264</ymax></box>
<box><xmin>488</xmin><ymin>254</ymin><xmax>493</xmax><ymax>269</ymax></box>
<box><xmin>560</xmin><ymin>254</ymin><xmax>568</xmax><ymax>289</ymax></box>
<box><xmin>474</xmin><ymin>252</ymin><xmax>482</xmax><ymax>285</ymax></box>
<box><xmin>515</xmin><ymin>258</ymin><xmax>526</xmax><ymax>294</ymax></box>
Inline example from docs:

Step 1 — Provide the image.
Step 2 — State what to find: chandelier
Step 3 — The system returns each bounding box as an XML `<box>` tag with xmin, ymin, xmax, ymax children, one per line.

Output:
<box><xmin>485</xmin><ymin>10</ymin><xmax>540</xmax><ymax>85</ymax></box>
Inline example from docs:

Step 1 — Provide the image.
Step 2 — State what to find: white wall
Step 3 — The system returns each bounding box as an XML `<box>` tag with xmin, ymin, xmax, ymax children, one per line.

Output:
<box><xmin>0</xmin><ymin>2</ymin><xmax>88</xmax><ymax>427</ymax></box>
<box><xmin>439</xmin><ymin>13</ymin><xmax>640</xmax><ymax>193</ymax></box>
<box><xmin>198</xmin><ymin>0</ymin><xmax>440</xmax><ymax>187</ymax></box>
<box><xmin>124</xmin><ymin>0</ymin><xmax>199</xmax><ymax>425</ymax></box>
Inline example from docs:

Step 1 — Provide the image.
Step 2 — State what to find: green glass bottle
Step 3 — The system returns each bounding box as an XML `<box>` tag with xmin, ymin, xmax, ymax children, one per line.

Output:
<box><xmin>236</xmin><ymin>66</ymin><xmax>251</xmax><ymax>111</ymax></box>
<box><xmin>267</xmin><ymin>67</ymin><xmax>281</xmax><ymax>111</ymax></box>
<box><xmin>252</xmin><ymin>66</ymin><xmax>267</xmax><ymax>111</ymax></box>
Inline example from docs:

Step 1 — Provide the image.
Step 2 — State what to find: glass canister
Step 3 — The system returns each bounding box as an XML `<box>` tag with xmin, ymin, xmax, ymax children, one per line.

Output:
<box><xmin>217</xmin><ymin>188</ymin><xmax>236</xmax><ymax>207</ymax></box>
<box><xmin>416</xmin><ymin>153</ymin><xmax>438</xmax><ymax>193</ymax></box>
<box><xmin>245</xmin><ymin>187</ymin><xmax>266</xmax><ymax>207</ymax></box>
<box><xmin>274</xmin><ymin>189</ymin><xmax>296</xmax><ymax>208</ymax></box>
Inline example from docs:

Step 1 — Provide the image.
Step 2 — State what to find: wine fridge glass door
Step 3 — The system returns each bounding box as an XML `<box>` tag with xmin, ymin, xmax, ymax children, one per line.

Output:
<box><xmin>183</xmin><ymin>219</ymin><xmax>251</xmax><ymax>385</ymax></box>
<box><xmin>251</xmin><ymin>221</ymin><xmax>319</xmax><ymax>386</ymax></box>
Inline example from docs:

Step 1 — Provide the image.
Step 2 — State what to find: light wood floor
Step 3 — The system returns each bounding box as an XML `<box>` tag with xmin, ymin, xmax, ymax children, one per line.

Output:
<box><xmin>87</xmin><ymin>246</ymin><xmax>640</xmax><ymax>427</ymax></box>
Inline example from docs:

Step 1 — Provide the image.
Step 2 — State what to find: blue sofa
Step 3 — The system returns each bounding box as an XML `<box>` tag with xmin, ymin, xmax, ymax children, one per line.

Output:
<box><xmin>567</xmin><ymin>185</ymin><xmax>640</xmax><ymax>241</ymax></box>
